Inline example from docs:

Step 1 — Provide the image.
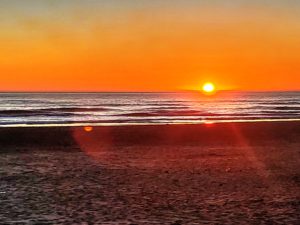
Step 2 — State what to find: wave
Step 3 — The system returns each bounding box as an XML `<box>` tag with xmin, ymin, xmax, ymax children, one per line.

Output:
<box><xmin>119</xmin><ymin>110</ymin><xmax>219</xmax><ymax>117</ymax></box>
<box><xmin>257</xmin><ymin>101</ymin><xmax>299</xmax><ymax>105</ymax></box>
<box><xmin>0</xmin><ymin>107</ymin><xmax>109</xmax><ymax>113</ymax></box>
<box><xmin>273</xmin><ymin>106</ymin><xmax>300</xmax><ymax>111</ymax></box>
<box><xmin>1</xmin><ymin>116</ymin><xmax>300</xmax><ymax>126</ymax></box>
<box><xmin>47</xmin><ymin>107</ymin><xmax>110</xmax><ymax>112</ymax></box>
<box><xmin>261</xmin><ymin>110</ymin><xmax>300</xmax><ymax>115</ymax></box>
<box><xmin>116</xmin><ymin>111</ymin><xmax>286</xmax><ymax>118</ymax></box>
<box><xmin>0</xmin><ymin>107</ymin><xmax>110</xmax><ymax>117</ymax></box>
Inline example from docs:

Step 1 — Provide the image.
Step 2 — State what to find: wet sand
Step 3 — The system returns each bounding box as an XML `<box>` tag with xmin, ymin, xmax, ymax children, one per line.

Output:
<box><xmin>0</xmin><ymin>122</ymin><xmax>300</xmax><ymax>224</ymax></box>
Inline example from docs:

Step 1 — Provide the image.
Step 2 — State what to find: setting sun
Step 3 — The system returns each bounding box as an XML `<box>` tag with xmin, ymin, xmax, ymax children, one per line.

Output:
<box><xmin>202</xmin><ymin>82</ymin><xmax>216</xmax><ymax>93</ymax></box>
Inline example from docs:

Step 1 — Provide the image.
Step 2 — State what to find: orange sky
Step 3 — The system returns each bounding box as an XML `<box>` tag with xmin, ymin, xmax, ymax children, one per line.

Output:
<box><xmin>0</xmin><ymin>0</ymin><xmax>300</xmax><ymax>91</ymax></box>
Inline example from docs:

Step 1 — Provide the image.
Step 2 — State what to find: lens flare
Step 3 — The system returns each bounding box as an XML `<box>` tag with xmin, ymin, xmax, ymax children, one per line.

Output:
<box><xmin>84</xmin><ymin>126</ymin><xmax>93</xmax><ymax>132</ymax></box>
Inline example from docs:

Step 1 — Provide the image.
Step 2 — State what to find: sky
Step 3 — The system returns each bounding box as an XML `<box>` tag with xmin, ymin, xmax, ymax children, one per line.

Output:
<box><xmin>0</xmin><ymin>0</ymin><xmax>300</xmax><ymax>91</ymax></box>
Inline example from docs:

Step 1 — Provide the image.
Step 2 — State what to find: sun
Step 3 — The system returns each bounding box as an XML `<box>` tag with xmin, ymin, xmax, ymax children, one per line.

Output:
<box><xmin>202</xmin><ymin>82</ymin><xmax>216</xmax><ymax>94</ymax></box>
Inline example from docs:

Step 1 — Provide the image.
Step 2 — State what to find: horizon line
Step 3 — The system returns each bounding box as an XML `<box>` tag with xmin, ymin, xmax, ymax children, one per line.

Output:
<box><xmin>0</xmin><ymin>89</ymin><xmax>299</xmax><ymax>94</ymax></box>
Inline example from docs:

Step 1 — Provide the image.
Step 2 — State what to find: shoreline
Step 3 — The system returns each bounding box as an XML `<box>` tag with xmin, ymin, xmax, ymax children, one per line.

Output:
<box><xmin>0</xmin><ymin>118</ymin><xmax>300</xmax><ymax>128</ymax></box>
<box><xmin>0</xmin><ymin>120</ymin><xmax>299</xmax><ymax>148</ymax></box>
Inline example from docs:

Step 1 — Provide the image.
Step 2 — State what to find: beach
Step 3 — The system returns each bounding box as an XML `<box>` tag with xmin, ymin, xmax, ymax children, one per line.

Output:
<box><xmin>0</xmin><ymin>121</ymin><xmax>300</xmax><ymax>224</ymax></box>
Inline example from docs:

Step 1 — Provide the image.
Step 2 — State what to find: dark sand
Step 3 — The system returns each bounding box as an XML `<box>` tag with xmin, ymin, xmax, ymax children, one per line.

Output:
<box><xmin>0</xmin><ymin>122</ymin><xmax>300</xmax><ymax>224</ymax></box>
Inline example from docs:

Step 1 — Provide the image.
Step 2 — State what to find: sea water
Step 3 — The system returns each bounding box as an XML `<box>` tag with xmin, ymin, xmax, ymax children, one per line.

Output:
<box><xmin>0</xmin><ymin>91</ymin><xmax>299</xmax><ymax>127</ymax></box>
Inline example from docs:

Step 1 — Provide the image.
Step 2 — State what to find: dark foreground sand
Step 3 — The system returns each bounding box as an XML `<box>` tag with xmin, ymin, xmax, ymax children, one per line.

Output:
<box><xmin>0</xmin><ymin>122</ymin><xmax>300</xmax><ymax>224</ymax></box>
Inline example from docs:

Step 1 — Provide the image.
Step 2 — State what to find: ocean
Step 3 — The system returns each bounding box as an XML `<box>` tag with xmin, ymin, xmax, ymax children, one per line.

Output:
<box><xmin>0</xmin><ymin>91</ymin><xmax>299</xmax><ymax>127</ymax></box>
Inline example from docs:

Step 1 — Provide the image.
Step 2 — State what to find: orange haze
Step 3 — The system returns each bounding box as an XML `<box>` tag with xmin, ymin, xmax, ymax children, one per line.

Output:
<box><xmin>0</xmin><ymin>1</ymin><xmax>300</xmax><ymax>91</ymax></box>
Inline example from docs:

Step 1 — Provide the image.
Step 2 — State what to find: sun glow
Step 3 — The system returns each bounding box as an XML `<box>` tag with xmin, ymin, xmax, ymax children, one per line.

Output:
<box><xmin>202</xmin><ymin>82</ymin><xmax>216</xmax><ymax>94</ymax></box>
